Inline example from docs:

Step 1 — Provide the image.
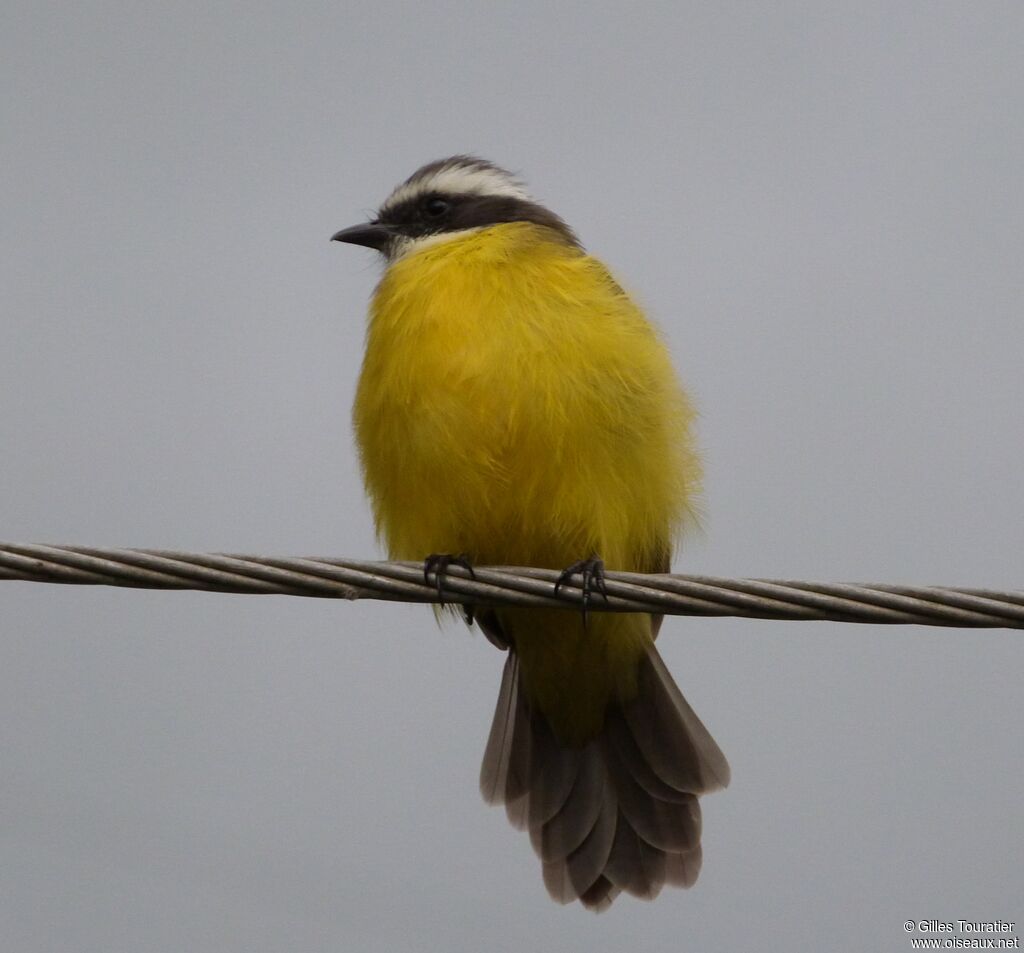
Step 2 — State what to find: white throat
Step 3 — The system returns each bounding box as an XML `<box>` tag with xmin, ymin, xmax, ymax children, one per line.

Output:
<box><xmin>385</xmin><ymin>226</ymin><xmax>485</xmax><ymax>263</ymax></box>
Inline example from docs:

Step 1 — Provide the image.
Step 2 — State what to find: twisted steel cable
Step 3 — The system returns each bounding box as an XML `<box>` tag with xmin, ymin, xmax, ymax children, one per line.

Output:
<box><xmin>2</xmin><ymin>541</ymin><xmax>1022</xmax><ymax>628</ymax></box>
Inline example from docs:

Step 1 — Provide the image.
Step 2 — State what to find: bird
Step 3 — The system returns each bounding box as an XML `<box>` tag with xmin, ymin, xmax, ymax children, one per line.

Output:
<box><xmin>332</xmin><ymin>156</ymin><xmax>729</xmax><ymax>910</ymax></box>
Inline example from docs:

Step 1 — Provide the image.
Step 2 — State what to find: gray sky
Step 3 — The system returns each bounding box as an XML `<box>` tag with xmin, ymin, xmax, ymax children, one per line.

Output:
<box><xmin>2</xmin><ymin>2</ymin><xmax>1022</xmax><ymax>951</ymax></box>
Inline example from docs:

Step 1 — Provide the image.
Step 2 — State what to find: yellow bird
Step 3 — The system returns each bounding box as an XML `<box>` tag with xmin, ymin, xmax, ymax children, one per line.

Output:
<box><xmin>333</xmin><ymin>156</ymin><xmax>729</xmax><ymax>910</ymax></box>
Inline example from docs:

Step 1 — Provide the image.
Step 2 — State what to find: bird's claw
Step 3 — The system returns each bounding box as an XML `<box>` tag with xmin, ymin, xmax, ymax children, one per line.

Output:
<box><xmin>554</xmin><ymin>557</ymin><xmax>608</xmax><ymax>628</ymax></box>
<box><xmin>423</xmin><ymin>553</ymin><xmax>476</xmax><ymax>625</ymax></box>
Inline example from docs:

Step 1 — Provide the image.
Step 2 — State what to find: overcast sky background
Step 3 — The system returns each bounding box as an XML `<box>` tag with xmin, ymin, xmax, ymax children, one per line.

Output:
<box><xmin>2</xmin><ymin>2</ymin><xmax>1022</xmax><ymax>951</ymax></box>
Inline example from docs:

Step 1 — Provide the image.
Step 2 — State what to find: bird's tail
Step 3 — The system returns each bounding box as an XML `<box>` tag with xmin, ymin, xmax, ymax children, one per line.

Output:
<box><xmin>479</xmin><ymin>642</ymin><xmax>729</xmax><ymax>911</ymax></box>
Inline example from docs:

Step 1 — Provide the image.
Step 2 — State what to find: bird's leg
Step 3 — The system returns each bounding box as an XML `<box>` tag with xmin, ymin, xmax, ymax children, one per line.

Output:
<box><xmin>554</xmin><ymin>556</ymin><xmax>609</xmax><ymax>628</ymax></box>
<box><xmin>423</xmin><ymin>553</ymin><xmax>477</xmax><ymax>625</ymax></box>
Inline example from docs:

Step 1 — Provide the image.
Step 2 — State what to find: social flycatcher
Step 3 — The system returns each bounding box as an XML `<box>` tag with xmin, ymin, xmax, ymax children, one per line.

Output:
<box><xmin>333</xmin><ymin>156</ymin><xmax>729</xmax><ymax>911</ymax></box>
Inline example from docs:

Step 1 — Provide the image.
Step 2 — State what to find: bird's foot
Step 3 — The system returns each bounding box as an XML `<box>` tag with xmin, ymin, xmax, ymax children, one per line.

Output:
<box><xmin>554</xmin><ymin>556</ymin><xmax>609</xmax><ymax>628</ymax></box>
<box><xmin>423</xmin><ymin>553</ymin><xmax>476</xmax><ymax>625</ymax></box>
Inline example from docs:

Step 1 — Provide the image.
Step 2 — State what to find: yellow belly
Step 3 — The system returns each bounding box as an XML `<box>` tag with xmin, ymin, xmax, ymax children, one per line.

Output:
<box><xmin>353</xmin><ymin>222</ymin><xmax>700</xmax><ymax>742</ymax></box>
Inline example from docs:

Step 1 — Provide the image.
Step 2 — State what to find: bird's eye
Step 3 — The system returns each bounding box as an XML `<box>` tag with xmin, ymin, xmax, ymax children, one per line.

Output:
<box><xmin>424</xmin><ymin>197</ymin><xmax>450</xmax><ymax>218</ymax></box>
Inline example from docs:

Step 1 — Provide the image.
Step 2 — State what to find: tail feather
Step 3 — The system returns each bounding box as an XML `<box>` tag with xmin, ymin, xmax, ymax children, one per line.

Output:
<box><xmin>604</xmin><ymin>734</ymin><xmax>701</xmax><ymax>853</ymax></box>
<box><xmin>562</xmin><ymin>778</ymin><xmax>618</xmax><ymax>896</ymax></box>
<box><xmin>628</xmin><ymin>647</ymin><xmax>731</xmax><ymax>792</ymax></box>
<box><xmin>479</xmin><ymin>642</ymin><xmax>728</xmax><ymax>909</ymax></box>
<box><xmin>525</xmin><ymin>710</ymin><xmax>581</xmax><ymax>829</ymax></box>
<box><xmin>603</xmin><ymin>808</ymin><xmax>667</xmax><ymax>900</ymax></box>
<box><xmin>578</xmin><ymin>874</ymin><xmax>621</xmax><ymax>912</ymax></box>
<box><xmin>479</xmin><ymin>652</ymin><xmax>519</xmax><ymax>805</ymax></box>
<box><xmin>530</xmin><ymin>741</ymin><xmax>603</xmax><ymax>860</ymax></box>
<box><xmin>664</xmin><ymin>844</ymin><xmax>703</xmax><ymax>888</ymax></box>
<box><xmin>480</xmin><ymin>656</ymin><xmax>536</xmax><ymax>823</ymax></box>
<box><xmin>542</xmin><ymin>775</ymin><xmax>615</xmax><ymax>903</ymax></box>
<box><xmin>604</xmin><ymin>707</ymin><xmax>694</xmax><ymax>803</ymax></box>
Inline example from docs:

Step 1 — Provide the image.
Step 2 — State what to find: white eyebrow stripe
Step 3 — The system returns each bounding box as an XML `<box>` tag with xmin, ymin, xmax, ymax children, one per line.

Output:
<box><xmin>380</xmin><ymin>165</ymin><xmax>532</xmax><ymax>213</ymax></box>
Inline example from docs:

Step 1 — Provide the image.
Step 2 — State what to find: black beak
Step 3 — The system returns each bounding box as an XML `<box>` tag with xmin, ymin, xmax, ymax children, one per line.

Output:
<box><xmin>330</xmin><ymin>221</ymin><xmax>396</xmax><ymax>251</ymax></box>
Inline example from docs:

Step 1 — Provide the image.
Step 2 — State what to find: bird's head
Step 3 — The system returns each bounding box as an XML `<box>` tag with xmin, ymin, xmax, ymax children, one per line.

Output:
<box><xmin>331</xmin><ymin>155</ymin><xmax>578</xmax><ymax>261</ymax></box>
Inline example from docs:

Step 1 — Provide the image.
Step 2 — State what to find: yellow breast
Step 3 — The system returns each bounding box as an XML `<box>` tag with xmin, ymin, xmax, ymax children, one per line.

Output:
<box><xmin>353</xmin><ymin>222</ymin><xmax>699</xmax><ymax>571</ymax></box>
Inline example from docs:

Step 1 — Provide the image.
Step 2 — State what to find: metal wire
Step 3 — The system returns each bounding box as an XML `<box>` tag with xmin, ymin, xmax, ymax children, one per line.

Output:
<box><xmin>2</xmin><ymin>541</ymin><xmax>1022</xmax><ymax>628</ymax></box>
